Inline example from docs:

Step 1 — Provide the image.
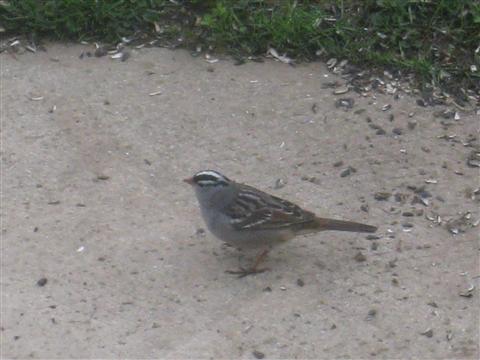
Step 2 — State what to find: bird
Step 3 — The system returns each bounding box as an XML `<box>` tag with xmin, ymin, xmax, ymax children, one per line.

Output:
<box><xmin>184</xmin><ymin>170</ymin><xmax>377</xmax><ymax>277</ymax></box>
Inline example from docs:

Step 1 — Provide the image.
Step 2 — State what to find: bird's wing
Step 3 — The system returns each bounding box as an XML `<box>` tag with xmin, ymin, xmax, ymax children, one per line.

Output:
<box><xmin>226</xmin><ymin>184</ymin><xmax>315</xmax><ymax>231</ymax></box>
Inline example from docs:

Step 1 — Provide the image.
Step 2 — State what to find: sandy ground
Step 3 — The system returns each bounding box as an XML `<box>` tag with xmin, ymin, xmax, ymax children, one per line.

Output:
<box><xmin>1</xmin><ymin>43</ymin><xmax>479</xmax><ymax>359</ymax></box>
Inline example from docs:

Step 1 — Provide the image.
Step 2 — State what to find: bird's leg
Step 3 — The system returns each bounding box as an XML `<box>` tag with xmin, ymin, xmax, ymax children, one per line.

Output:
<box><xmin>226</xmin><ymin>249</ymin><xmax>270</xmax><ymax>278</ymax></box>
<box><xmin>252</xmin><ymin>248</ymin><xmax>269</xmax><ymax>271</ymax></box>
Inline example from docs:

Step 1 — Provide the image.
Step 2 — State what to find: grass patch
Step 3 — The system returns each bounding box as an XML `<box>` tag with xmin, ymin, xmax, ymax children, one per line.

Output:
<box><xmin>1</xmin><ymin>0</ymin><xmax>479</xmax><ymax>96</ymax></box>
<box><xmin>0</xmin><ymin>0</ymin><xmax>172</xmax><ymax>41</ymax></box>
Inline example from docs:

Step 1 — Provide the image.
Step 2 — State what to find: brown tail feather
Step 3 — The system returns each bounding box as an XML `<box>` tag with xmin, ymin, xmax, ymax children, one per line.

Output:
<box><xmin>311</xmin><ymin>217</ymin><xmax>377</xmax><ymax>233</ymax></box>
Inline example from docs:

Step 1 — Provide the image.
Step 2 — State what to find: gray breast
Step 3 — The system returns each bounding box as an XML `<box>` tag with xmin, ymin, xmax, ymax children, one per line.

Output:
<box><xmin>201</xmin><ymin>208</ymin><xmax>295</xmax><ymax>249</ymax></box>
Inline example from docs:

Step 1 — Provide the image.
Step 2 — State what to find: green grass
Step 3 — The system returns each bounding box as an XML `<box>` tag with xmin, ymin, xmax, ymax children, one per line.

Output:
<box><xmin>0</xmin><ymin>0</ymin><xmax>171</xmax><ymax>41</ymax></box>
<box><xmin>1</xmin><ymin>0</ymin><xmax>479</xmax><ymax>95</ymax></box>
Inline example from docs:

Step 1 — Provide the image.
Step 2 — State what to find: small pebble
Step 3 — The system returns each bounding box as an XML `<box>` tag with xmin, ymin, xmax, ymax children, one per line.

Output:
<box><xmin>388</xmin><ymin>259</ymin><xmax>398</xmax><ymax>268</ymax></box>
<box><xmin>335</xmin><ymin>98</ymin><xmax>355</xmax><ymax>109</ymax></box>
<box><xmin>392</xmin><ymin>128</ymin><xmax>403</xmax><ymax>135</ymax></box>
<box><xmin>301</xmin><ymin>176</ymin><xmax>320</xmax><ymax>185</ymax></box>
<box><xmin>446</xmin><ymin>331</ymin><xmax>453</xmax><ymax>341</ymax></box>
<box><xmin>333</xmin><ymin>87</ymin><xmax>350</xmax><ymax>95</ymax></box>
<box><xmin>418</xmin><ymin>189</ymin><xmax>432</xmax><ymax>198</ymax></box>
<box><xmin>459</xmin><ymin>289</ymin><xmax>474</xmax><ymax>298</ymax></box>
<box><xmin>37</xmin><ymin>278</ymin><xmax>48</xmax><ymax>287</ymax></box>
<box><xmin>333</xmin><ymin>160</ymin><xmax>344</xmax><ymax>167</ymax></box>
<box><xmin>411</xmin><ymin>195</ymin><xmax>428</xmax><ymax>206</ymax></box>
<box><xmin>120</xmin><ymin>50</ymin><xmax>130</xmax><ymax>62</ymax></box>
<box><xmin>252</xmin><ymin>350</ymin><xmax>265</xmax><ymax>359</ymax></box>
<box><xmin>416</xmin><ymin>99</ymin><xmax>427</xmax><ymax>107</ymax></box>
<box><xmin>296</xmin><ymin>279</ymin><xmax>305</xmax><ymax>287</ymax></box>
<box><xmin>366</xmin><ymin>309</ymin><xmax>377</xmax><ymax>321</ymax></box>
<box><xmin>421</xmin><ymin>328</ymin><xmax>434</xmax><ymax>338</ymax></box>
<box><xmin>408</xmin><ymin>121</ymin><xmax>417</xmax><ymax>130</ymax></box>
<box><xmin>94</xmin><ymin>46</ymin><xmax>108</xmax><ymax>57</ymax></box>
<box><xmin>340</xmin><ymin>167</ymin><xmax>352</xmax><ymax>177</ymax></box>
<box><xmin>274</xmin><ymin>178</ymin><xmax>287</xmax><ymax>189</ymax></box>
<box><xmin>354</xmin><ymin>252</ymin><xmax>367</xmax><ymax>262</ymax></box>
<box><xmin>374</xmin><ymin>192</ymin><xmax>391</xmax><ymax>201</ymax></box>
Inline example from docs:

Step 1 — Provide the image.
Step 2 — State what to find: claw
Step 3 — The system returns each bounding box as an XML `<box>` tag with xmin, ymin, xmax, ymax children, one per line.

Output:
<box><xmin>226</xmin><ymin>249</ymin><xmax>270</xmax><ymax>278</ymax></box>
<box><xmin>226</xmin><ymin>267</ymin><xmax>269</xmax><ymax>278</ymax></box>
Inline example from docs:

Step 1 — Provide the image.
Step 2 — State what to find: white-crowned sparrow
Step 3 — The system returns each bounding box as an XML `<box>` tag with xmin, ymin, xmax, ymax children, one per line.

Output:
<box><xmin>185</xmin><ymin>170</ymin><xmax>377</xmax><ymax>276</ymax></box>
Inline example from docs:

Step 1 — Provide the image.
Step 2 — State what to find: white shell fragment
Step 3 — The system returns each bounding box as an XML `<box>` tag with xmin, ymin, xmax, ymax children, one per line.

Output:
<box><xmin>333</xmin><ymin>87</ymin><xmax>349</xmax><ymax>95</ymax></box>
<box><xmin>205</xmin><ymin>54</ymin><xmax>219</xmax><ymax>63</ymax></box>
<box><xmin>111</xmin><ymin>52</ymin><xmax>123</xmax><ymax>59</ymax></box>
<box><xmin>326</xmin><ymin>58</ymin><xmax>337</xmax><ymax>69</ymax></box>
<box><xmin>459</xmin><ymin>284</ymin><xmax>475</xmax><ymax>298</ymax></box>
<box><xmin>148</xmin><ymin>91</ymin><xmax>162</xmax><ymax>96</ymax></box>
<box><xmin>425</xmin><ymin>212</ymin><xmax>442</xmax><ymax>224</ymax></box>
<box><xmin>386</xmin><ymin>83</ymin><xmax>396</xmax><ymax>94</ymax></box>
<box><xmin>268</xmin><ymin>48</ymin><xmax>293</xmax><ymax>64</ymax></box>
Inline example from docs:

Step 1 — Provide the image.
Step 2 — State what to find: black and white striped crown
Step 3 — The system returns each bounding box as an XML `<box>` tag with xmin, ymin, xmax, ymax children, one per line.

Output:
<box><xmin>192</xmin><ymin>170</ymin><xmax>231</xmax><ymax>187</ymax></box>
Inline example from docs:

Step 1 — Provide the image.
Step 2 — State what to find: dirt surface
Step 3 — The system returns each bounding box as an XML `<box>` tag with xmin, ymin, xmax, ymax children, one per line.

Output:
<box><xmin>2</xmin><ymin>43</ymin><xmax>479</xmax><ymax>359</ymax></box>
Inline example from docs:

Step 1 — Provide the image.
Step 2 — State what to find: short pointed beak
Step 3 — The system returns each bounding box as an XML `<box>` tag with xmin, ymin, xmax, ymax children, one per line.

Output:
<box><xmin>183</xmin><ymin>177</ymin><xmax>194</xmax><ymax>185</ymax></box>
